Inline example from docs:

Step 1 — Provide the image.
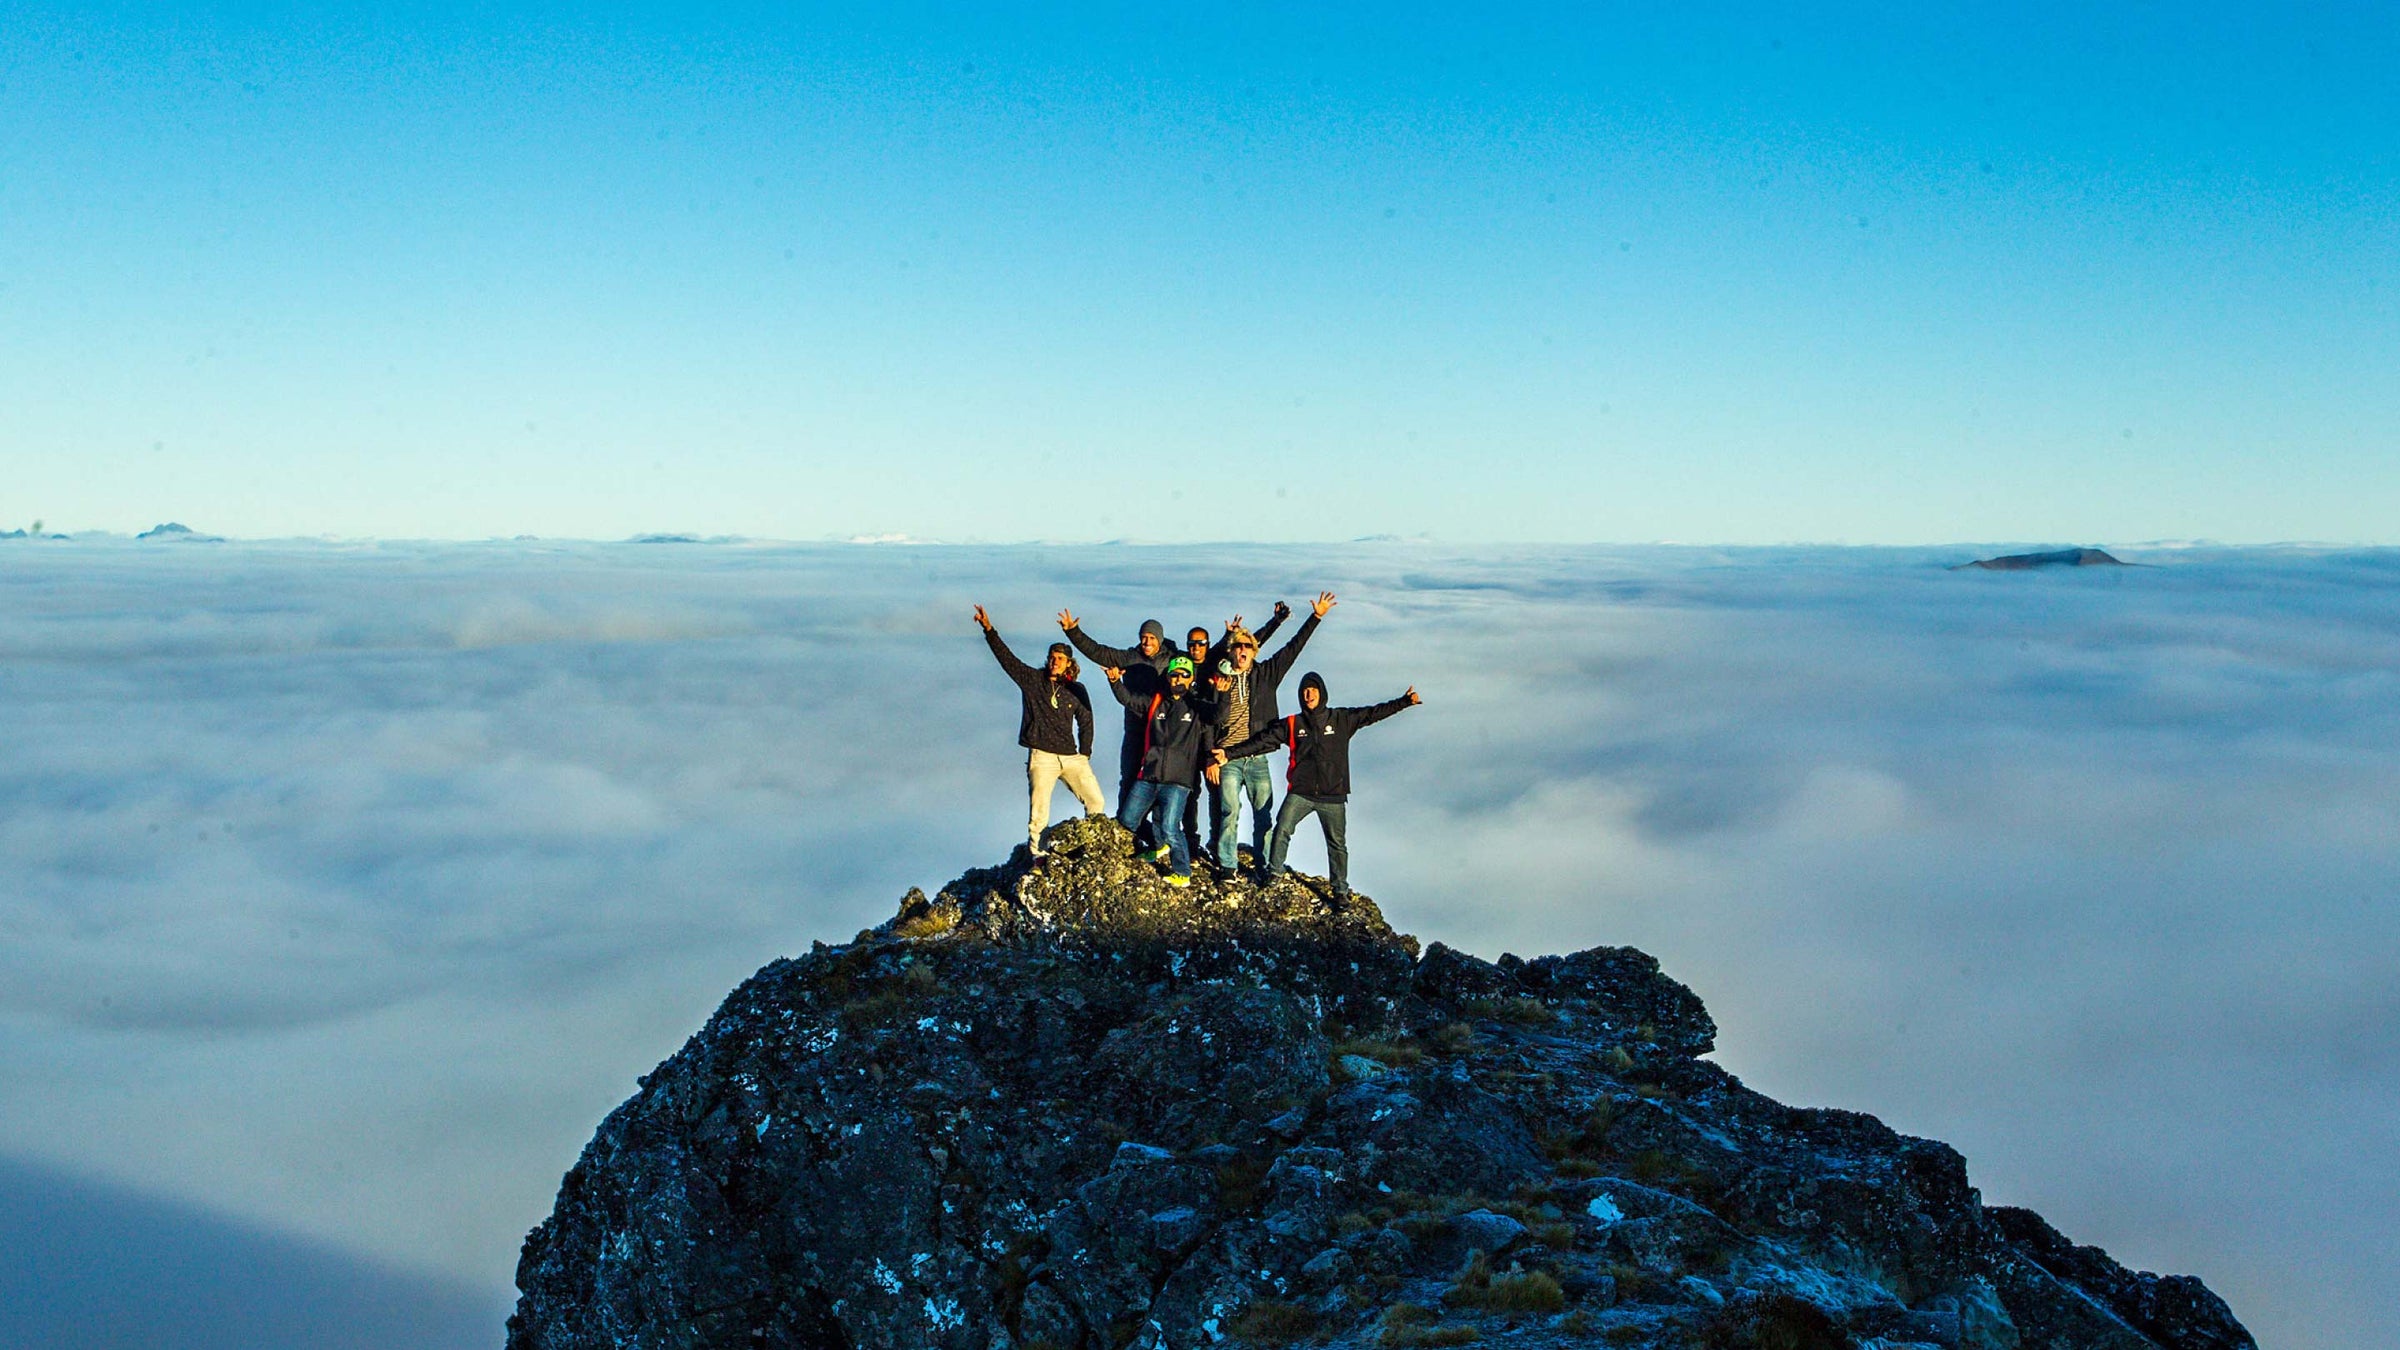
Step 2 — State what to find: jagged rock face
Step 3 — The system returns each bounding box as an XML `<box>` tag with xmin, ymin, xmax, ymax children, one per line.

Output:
<box><xmin>507</xmin><ymin>818</ymin><xmax>2252</xmax><ymax>1350</ymax></box>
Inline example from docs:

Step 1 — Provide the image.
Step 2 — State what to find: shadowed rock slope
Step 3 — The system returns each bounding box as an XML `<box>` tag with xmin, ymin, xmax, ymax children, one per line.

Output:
<box><xmin>508</xmin><ymin>818</ymin><xmax>2251</xmax><ymax>1350</ymax></box>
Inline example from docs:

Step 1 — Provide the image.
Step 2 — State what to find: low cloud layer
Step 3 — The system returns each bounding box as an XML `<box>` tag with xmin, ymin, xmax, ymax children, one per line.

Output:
<box><xmin>2</xmin><ymin>539</ymin><xmax>2394</xmax><ymax>1347</ymax></box>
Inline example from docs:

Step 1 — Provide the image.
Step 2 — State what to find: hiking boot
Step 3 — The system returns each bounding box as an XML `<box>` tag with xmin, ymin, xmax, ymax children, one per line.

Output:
<box><xmin>1164</xmin><ymin>873</ymin><xmax>1191</xmax><ymax>889</ymax></box>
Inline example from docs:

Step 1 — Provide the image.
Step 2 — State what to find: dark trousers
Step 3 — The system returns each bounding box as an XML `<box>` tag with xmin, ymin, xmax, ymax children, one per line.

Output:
<box><xmin>1184</xmin><ymin>787</ymin><xmax>1207</xmax><ymax>861</ymax></box>
<box><xmin>1268</xmin><ymin>793</ymin><xmax>1349</xmax><ymax>893</ymax></box>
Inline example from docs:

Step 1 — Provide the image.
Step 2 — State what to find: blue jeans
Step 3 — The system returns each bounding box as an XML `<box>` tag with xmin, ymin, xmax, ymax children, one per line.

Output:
<box><xmin>1213</xmin><ymin>757</ymin><xmax>1275</xmax><ymax>869</ymax></box>
<box><xmin>1117</xmin><ymin>779</ymin><xmax>1193</xmax><ymax>877</ymax></box>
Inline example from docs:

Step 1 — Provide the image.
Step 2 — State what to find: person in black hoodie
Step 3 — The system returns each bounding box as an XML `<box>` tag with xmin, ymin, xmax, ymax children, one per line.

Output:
<box><xmin>1105</xmin><ymin>654</ymin><xmax>1216</xmax><ymax>887</ymax></box>
<box><xmin>1214</xmin><ymin>670</ymin><xmax>1419</xmax><ymax>898</ymax></box>
<box><xmin>976</xmin><ymin>607</ymin><xmax>1104</xmax><ymax>854</ymax></box>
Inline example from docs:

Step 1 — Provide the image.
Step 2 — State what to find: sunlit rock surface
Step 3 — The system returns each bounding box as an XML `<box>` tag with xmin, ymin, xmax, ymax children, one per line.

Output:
<box><xmin>507</xmin><ymin>817</ymin><xmax>2251</xmax><ymax>1350</ymax></box>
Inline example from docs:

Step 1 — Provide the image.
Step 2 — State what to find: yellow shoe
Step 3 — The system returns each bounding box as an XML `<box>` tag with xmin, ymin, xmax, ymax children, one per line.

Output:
<box><xmin>1163</xmin><ymin>873</ymin><xmax>1190</xmax><ymax>888</ymax></box>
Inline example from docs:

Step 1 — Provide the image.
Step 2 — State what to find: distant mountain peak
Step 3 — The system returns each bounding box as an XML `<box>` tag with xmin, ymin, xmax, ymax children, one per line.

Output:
<box><xmin>1955</xmin><ymin>547</ymin><xmax>2131</xmax><ymax>571</ymax></box>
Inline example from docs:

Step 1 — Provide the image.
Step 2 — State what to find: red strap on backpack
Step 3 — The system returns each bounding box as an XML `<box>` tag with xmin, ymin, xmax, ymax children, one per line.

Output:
<box><xmin>1284</xmin><ymin>714</ymin><xmax>1298</xmax><ymax>791</ymax></box>
<box><xmin>1141</xmin><ymin>692</ymin><xmax>1163</xmax><ymax>767</ymax></box>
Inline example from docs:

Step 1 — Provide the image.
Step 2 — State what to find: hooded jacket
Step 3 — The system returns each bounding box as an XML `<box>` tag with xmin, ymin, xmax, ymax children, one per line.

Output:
<box><xmin>1209</xmin><ymin>610</ymin><xmax>1320</xmax><ymax>746</ymax></box>
<box><xmin>983</xmin><ymin>627</ymin><xmax>1096</xmax><ymax>756</ymax></box>
<box><xmin>1107</xmin><ymin>677</ymin><xmax>1218</xmax><ymax>789</ymax></box>
<box><xmin>1219</xmin><ymin>671</ymin><xmax>1411</xmax><ymax>802</ymax></box>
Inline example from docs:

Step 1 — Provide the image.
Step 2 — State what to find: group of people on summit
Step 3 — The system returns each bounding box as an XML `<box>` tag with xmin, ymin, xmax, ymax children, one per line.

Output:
<box><xmin>974</xmin><ymin>593</ymin><xmax>1420</xmax><ymax>896</ymax></box>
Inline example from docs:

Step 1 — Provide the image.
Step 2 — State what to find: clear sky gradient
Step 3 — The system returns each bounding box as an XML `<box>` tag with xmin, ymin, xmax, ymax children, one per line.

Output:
<box><xmin>4</xmin><ymin>3</ymin><xmax>2395</xmax><ymax>542</ymax></box>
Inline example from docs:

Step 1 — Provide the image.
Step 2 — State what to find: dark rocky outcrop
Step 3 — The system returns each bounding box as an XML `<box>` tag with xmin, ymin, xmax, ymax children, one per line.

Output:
<box><xmin>1952</xmin><ymin>548</ymin><xmax>2130</xmax><ymax>571</ymax></box>
<box><xmin>507</xmin><ymin>818</ymin><xmax>2252</xmax><ymax>1350</ymax></box>
<box><xmin>137</xmin><ymin>522</ymin><xmax>224</xmax><ymax>541</ymax></box>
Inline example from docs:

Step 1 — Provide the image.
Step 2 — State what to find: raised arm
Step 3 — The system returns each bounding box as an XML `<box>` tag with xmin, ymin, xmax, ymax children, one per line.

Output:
<box><xmin>976</xmin><ymin>609</ymin><xmax>1035</xmax><ymax>682</ymax></box>
<box><xmin>1061</xmin><ymin>611</ymin><xmax>1140</xmax><ymax>670</ymax></box>
<box><xmin>1259</xmin><ymin>597</ymin><xmax>1331</xmax><ymax>684</ymax></box>
<box><xmin>1250</xmin><ymin>600</ymin><xmax>1292</xmax><ymax>646</ymax></box>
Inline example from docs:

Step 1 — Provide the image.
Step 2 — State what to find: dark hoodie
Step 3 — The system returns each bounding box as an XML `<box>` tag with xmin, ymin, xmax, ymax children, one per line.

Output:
<box><xmin>982</xmin><ymin>628</ymin><xmax>1095</xmax><ymax>756</ymax></box>
<box><xmin>1219</xmin><ymin>671</ymin><xmax>1412</xmax><ymax>802</ymax></box>
<box><xmin>1108</xmin><ymin>676</ymin><xmax>1218</xmax><ymax>789</ymax></box>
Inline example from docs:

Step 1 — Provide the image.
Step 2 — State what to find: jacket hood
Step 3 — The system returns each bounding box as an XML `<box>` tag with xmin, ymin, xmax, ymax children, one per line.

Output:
<box><xmin>1298</xmin><ymin>671</ymin><xmax>1328</xmax><ymax>707</ymax></box>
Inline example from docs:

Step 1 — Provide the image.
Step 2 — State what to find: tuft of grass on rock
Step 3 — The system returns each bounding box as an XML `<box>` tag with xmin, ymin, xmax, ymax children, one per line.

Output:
<box><xmin>1530</xmin><ymin>1221</ymin><xmax>1576</xmax><ymax>1250</ymax></box>
<box><xmin>1463</xmin><ymin>996</ymin><xmax>1558</xmax><ymax>1026</ymax></box>
<box><xmin>1375</xmin><ymin>1304</ymin><xmax>1483</xmax><ymax>1348</ymax></box>
<box><xmin>1226</xmin><ymin>1298</ymin><xmax>1321</xmax><ymax>1344</ymax></box>
<box><xmin>1428</xmin><ymin>1022</ymin><xmax>1479</xmax><ymax>1055</ymax></box>
<box><xmin>1444</xmin><ymin>1253</ymin><xmax>1567</xmax><ymax>1314</ymax></box>
<box><xmin>1332</xmin><ymin>1037</ymin><xmax>1425</xmax><ymax>1068</ymax></box>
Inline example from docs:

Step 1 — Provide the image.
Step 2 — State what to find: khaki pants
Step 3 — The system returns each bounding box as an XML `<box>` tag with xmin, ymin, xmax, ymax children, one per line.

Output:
<box><xmin>1028</xmin><ymin>750</ymin><xmax>1107</xmax><ymax>846</ymax></box>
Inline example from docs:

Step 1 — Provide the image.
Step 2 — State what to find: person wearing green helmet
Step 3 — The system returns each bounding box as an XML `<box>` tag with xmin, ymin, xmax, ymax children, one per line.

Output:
<box><xmin>1105</xmin><ymin>653</ymin><xmax>1216</xmax><ymax>886</ymax></box>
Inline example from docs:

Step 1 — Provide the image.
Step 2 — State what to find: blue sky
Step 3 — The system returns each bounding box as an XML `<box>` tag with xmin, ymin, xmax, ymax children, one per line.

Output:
<box><xmin>3</xmin><ymin>3</ymin><xmax>2395</xmax><ymax>541</ymax></box>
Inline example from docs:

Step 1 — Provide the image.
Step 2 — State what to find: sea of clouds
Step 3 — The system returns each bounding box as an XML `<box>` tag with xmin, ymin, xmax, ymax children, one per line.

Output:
<box><xmin>2</xmin><ymin>538</ymin><xmax>2394</xmax><ymax>1349</ymax></box>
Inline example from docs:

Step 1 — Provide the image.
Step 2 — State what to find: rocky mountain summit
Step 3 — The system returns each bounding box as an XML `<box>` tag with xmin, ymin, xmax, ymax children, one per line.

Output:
<box><xmin>508</xmin><ymin>819</ymin><xmax>2252</xmax><ymax>1350</ymax></box>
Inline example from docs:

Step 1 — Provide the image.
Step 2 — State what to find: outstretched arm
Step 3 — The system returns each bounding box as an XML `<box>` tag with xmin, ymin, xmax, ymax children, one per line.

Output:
<box><xmin>1060</xmin><ymin>610</ymin><xmax>1139</xmax><ymax>669</ymax></box>
<box><xmin>976</xmin><ymin>607</ymin><xmax>1034</xmax><ymax>680</ymax></box>
<box><xmin>1349</xmin><ymin>687</ymin><xmax>1421</xmax><ymax>730</ymax></box>
<box><xmin>1219</xmin><ymin>718</ymin><xmax>1286</xmax><ymax>762</ymax></box>
<box><xmin>1259</xmin><ymin>597</ymin><xmax>1331</xmax><ymax>684</ymax></box>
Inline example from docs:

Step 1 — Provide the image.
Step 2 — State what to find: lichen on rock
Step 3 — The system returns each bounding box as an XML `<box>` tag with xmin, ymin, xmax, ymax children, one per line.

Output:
<box><xmin>506</xmin><ymin>816</ymin><xmax>2253</xmax><ymax>1349</ymax></box>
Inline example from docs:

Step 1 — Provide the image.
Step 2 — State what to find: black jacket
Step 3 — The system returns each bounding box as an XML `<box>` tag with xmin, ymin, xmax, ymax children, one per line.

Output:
<box><xmin>1220</xmin><ymin>672</ymin><xmax>1411</xmax><ymax>802</ymax></box>
<box><xmin>984</xmin><ymin>628</ymin><xmax>1095</xmax><ymax>756</ymax></box>
<box><xmin>1108</xmin><ymin>680</ymin><xmax>1218</xmax><ymax>789</ymax></box>
<box><xmin>1210</xmin><ymin>611</ymin><xmax>1320</xmax><ymax>745</ymax></box>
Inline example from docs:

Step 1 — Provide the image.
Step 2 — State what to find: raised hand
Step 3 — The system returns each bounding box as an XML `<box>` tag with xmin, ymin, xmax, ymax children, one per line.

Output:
<box><xmin>1273</xmin><ymin>600</ymin><xmax>1292</xmax><ymax>618</ymax></box>
<box><xmin>1057</xmin><ymin>608</ymin><xmax>1079</xmax><ymax>631</ymax></box>
<box><xmin>1226</xmin><ymin>614</ymin><xmax>1242</xmax><ymax>632</ymax></box>
<box><xmin>1311</xmin><ymin>591</ymin><xmax>1337</xmax><ymax>619</ymax></box>
<box><xmin>1405</xmin><ymin>686</ymin><xmax>1422</xmax><ymax>705</ymax></box>
<box><xmin>973</xmin><ymin>604</ymin><xmax>993</xmax><ymax>631</ymax></box>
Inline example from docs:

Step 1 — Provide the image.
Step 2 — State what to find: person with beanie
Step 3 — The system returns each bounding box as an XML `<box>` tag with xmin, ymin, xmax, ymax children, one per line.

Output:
<box><xmin>975</xmin><ymin>606</ymin><xmax>1104</xmax><ymax>854</ymax></box>
<box><xmin>1058</xmin><ymin>610</ymin><xmax>1176</xmax><ymax>811</ymax></box>
<box><xmin>1213</xmin><ymin>669</ymin><xmax>1418</xmax><ymax>899</ymax></box>
<box><xmin>1105</xmin><ymin>654</ymin><xmax>1216</xmax><ymax>886</ymax></box>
